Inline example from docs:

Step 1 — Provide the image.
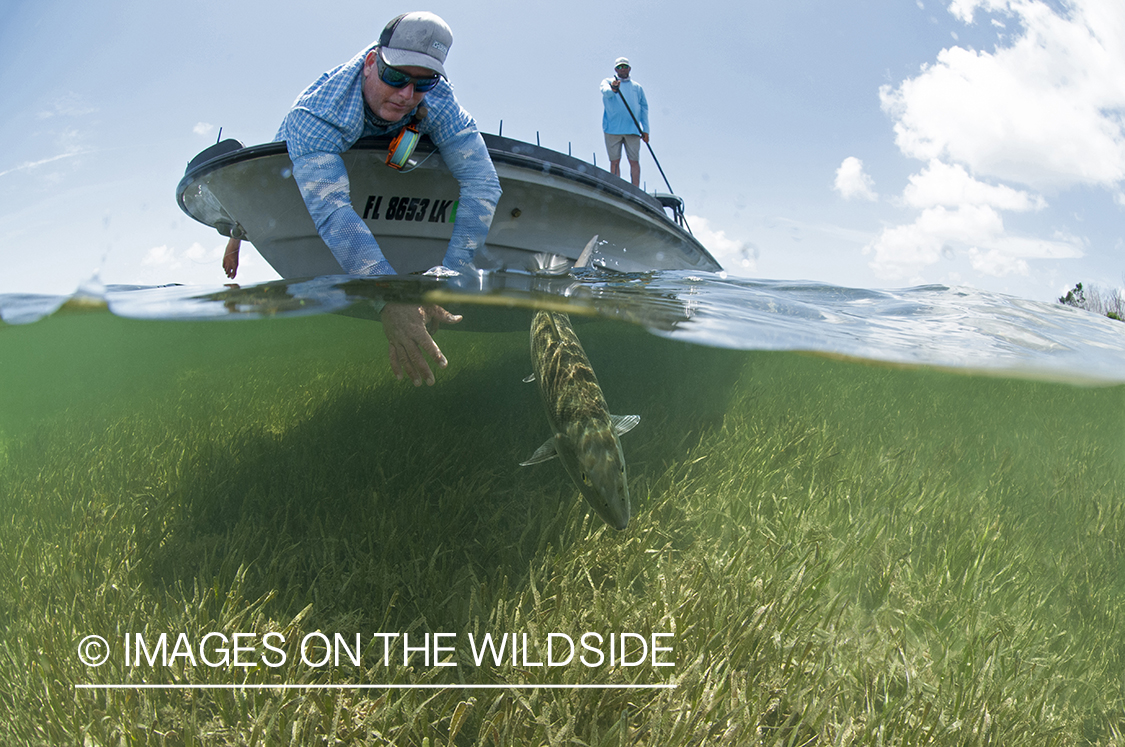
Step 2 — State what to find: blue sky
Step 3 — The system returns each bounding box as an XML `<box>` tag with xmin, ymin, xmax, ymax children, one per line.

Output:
<box><xmin>1</xmin><ymin>0</ymin><xmax>1122</xmax><ymax>303</ymax></box>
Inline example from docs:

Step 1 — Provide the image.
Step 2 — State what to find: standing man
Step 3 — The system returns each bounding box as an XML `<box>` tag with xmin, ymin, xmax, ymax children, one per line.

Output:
<box><xmin>600</xmin><ymin>57</ymin><xmax>649</xmax><ymax>187</ymax></box>
<box><xmin>224</xmin><ymin>11</ymin><xmax>502</xmax><ymax>387</ymax></box>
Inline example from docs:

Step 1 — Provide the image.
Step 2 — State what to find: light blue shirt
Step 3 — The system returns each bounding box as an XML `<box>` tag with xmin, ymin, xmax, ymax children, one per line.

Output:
<box><xmin>276</xmin><ymin>45</ymin><xmax>502</xmax><ymax>275</ymax></box>
<box><xmin>601</xmin><ymin>77</ymin><xmax>649</xmax><ymax>136</ymax></box>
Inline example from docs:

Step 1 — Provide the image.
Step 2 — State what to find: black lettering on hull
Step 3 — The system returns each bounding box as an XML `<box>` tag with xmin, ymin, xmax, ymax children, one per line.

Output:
<box><xmin>362</xmin><ymin>195</ymin><xmax>456</xmax><ymax>223</ymax></box>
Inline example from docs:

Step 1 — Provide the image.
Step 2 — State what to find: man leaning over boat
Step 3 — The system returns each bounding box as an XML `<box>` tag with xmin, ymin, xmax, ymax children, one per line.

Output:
<box><xmin>223</xmin><ymin>11</ymin><xmax>502</xmax><ymax>386</ymax></box>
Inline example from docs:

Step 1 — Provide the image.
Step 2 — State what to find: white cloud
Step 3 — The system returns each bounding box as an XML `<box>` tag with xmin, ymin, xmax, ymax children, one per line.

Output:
<box><xmin>687</xmin><ymin>215</ymin><xmax>758</xmax><ymax>272</ymax></box>
<box><xmin>36</xmin><ymin>92</ymin><xmax>97</xmax><ymax>120</ymax></box>
<box><xmin>142</xmin><ymin>245</ymin><xmax>181</xmax><ymax>269</ymax></box>
<box><xmin>184</xmin><ymin>243</ymin><xmax>216</xmax><ymax>262</ymax></box>
<box><xmin>834</xmin><ymin>157</ymin><xmax>878</xmax><ymax>201</ymax></box>
<box><xmin>967</xmin><ymin>248</ymin><xmax>1027</xmax><ymax>276</ymax></box>
<box><xmin>881</xmin><ymin>0</ymin><xmax>1125</xmax><ymax>190</ymax></box>
<box><xmin>142</xmin><ymin>242</ymin><xmax>223</xmax><ymax>271</ymax></box>
<box><xmin>948</xmin><ymin>0</ymin><xmax>1011</xmax><ymax>24</ymax></box>
<box><xmin>903</xmin><ymin>159</ymin><xmax>1045</xmax><ymax>210</ymax></box>
<box><xmin>866</xmin><ymin>204</ymin><xmax>1082</xmax><ymax>279</ymax></box>
<box><xmin>867</xmin><ymin>0</ymin><xmax>1114</xmax><ymax>281</ymax></box>
<box><xmin>867</xmin><ymin>204</ymin><xmax>997</xmax><ymax>275</ymax></box>
<box><xmin>193</xmin><ymin>122</ymin><xmax>215</xmax><ymax>136</ymax></box>
<box><xmin>0</xmin><ymin>128</ymin><xmax>87</xmax><ymax>180</ymax></box>
<box><xmin>0</xmin><ymin>150</ymin><xmax>83</xmax><ymax>179</ymax></box>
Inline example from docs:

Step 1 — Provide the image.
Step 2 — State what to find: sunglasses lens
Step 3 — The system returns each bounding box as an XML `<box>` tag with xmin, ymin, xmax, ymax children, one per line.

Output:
<box><xmin>379</xmin><ymin>58</ymin><xmax>440</xmax><ymax>91</ymax></box>
<box><xmin>381</xmin><ymin>67</ymin><xmax>409</xmax><ymax>87</ymax></box>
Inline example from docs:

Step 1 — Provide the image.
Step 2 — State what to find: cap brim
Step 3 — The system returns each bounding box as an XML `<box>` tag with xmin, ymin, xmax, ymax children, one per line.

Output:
<box><xmin>381</xmin><ymin>47</ymin><xmax>446</xmax><ymax>77</ymax></box>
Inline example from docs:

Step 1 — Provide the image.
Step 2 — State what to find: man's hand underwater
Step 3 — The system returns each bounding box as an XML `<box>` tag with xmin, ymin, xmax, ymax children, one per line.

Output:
<box><xmin>380</xmin><ymin>302</ymin><xmax>463</xmax><ymax>386</ymax></box>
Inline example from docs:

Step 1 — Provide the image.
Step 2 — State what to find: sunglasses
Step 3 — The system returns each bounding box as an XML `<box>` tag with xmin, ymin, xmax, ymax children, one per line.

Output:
<box><xmin>376</xmin><ymin>54</ymin><xmax>441</xmax><ymax>92</ymax></box>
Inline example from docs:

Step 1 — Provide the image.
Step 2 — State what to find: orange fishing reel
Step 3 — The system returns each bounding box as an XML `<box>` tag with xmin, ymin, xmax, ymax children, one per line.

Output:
<box><xmin>386</xmin><ymin>125</ymin><xmax>421</xmax><ymax>170</ymax></box>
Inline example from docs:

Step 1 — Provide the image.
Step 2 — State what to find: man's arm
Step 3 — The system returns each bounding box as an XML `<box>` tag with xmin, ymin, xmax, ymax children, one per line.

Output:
<box><xmin>290</xmin><ymin>150</ymin><xmax>396</xmax><ymax>276</ymax></box>
<box><xmin>424</xmin><ymin>86</ymin><xmax>502</xmax><ymax>271</ymax></box>
<box><xmin>280</xmin><ymin>99</ymin><xmax>396</xmax><ymax>276</ymax></box>
<box><xmin>223</xmin><ymin>237</ymin><xmax>241</xmax><ymax>279</ymax></box>
<box><xmin>435</xmin><ymin>127</ymin><xmax>501</xmax><ymax>271</ymax></box>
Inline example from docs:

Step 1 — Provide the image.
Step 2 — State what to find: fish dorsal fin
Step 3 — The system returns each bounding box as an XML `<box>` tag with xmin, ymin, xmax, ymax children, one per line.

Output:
<box><xmin>523</xmin><ymin>373</ymin><xmax>535</xmax><ymax>383</ymax></box>
<box><xmin>611</xmin><ymin>414</ymin><xmax>640</xmax><ymax>436</ymax></box>
<box><xmin>520</xmin><ymin>436</ymin><xmax>558</xmax><ymax>466</ymax></box>
<box><xmin>542</xmin><ymin>311</ymin><xmax>567</xmax><ymax>338</ymax></box>
<box><xmin>574</xmin><ymin>235</ymin><xmax>599</xmax><ymax>269</ymax></box>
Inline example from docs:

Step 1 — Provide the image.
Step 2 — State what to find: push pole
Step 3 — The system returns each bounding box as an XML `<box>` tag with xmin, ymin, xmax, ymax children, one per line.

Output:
<box><xmin>614</xmin><ymin>82</ymin><xmax>691</xmax><ymax>233</ymax></box>
<box><xmin>614</xmin><ymin>84</ymin><xmax>674</xmax><ymax>195</ymax></box>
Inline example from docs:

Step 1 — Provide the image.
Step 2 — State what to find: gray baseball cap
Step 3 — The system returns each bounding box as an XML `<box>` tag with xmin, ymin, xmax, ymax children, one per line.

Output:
<box><xmin>378</xmin><ymin>12</ymin><xmax>453</xmax><ymax>76</ymax></box>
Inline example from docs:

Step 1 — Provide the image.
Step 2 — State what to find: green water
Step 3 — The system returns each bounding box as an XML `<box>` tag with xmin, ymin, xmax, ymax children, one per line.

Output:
<box><xmin>1</xmin><ymin>309</ymin><xmax>1123</xmax><ymax>745</ymax></box>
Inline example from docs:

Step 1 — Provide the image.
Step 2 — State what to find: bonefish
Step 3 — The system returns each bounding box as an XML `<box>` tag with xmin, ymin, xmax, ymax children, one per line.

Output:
<box><xmin>520</xmin><ymin>309</ymin><xmax>639</xmax><ymax>530</ymax></box>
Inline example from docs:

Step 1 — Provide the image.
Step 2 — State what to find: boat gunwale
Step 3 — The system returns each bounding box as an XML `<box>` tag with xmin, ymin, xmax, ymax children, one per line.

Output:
<box><xmin>178</xmin><ymin>135</ymin><xmax>685</xmax><ymax>230</ymax></box>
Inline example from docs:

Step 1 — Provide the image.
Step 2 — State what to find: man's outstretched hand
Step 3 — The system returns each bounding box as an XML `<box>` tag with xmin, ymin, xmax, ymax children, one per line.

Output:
<box><xmin>380</xmin><ymin>302</ymin><xmax>463</xmax><ymax>386</ymax></box>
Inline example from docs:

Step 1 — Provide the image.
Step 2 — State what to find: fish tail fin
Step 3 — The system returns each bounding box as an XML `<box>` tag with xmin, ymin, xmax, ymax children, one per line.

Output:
<box><xmin>530</xmin><ymin>253</ymin><xmax>572</xmax><ymax>276</ymax></box>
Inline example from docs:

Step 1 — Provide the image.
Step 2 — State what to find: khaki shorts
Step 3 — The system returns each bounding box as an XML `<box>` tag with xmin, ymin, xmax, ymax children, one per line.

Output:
<box><xmin>604</xmin><ymin>133</ymin><xmax>641</xmax><ymax>163</ymax></box>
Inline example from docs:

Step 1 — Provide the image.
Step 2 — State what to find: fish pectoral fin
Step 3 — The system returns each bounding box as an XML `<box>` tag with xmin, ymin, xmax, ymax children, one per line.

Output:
<box><xmin>519</xmin><ymin>437</ymin><xmax>558</xmax><ymax>466</ymax></box>
<box><xmin>610</xmin><ymin>414</ymin><xmax>641</xmax><ymax>436</ymax></box>
<box><xmin>523</xmin><ymin>373</ymin><xmax>535</xmax><ymax>383</ymax></box>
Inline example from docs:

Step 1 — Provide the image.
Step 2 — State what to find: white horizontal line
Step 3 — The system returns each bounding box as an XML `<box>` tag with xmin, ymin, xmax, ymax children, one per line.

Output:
<box><xmin>76</xmin><ymin>683</ymin><xmax>676</xmax><ymax>690</ymax></box>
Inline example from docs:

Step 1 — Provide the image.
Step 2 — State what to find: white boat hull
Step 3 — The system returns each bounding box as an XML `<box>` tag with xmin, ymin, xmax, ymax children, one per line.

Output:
<box><xmin>177</xmin><ymin>135</ymin><xmax>721</xmax><ymax>276</ymax></box>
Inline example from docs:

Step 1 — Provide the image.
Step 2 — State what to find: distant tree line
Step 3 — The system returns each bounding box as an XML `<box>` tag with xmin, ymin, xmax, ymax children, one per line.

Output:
<box><xmin>1058</xmin><ymin>282</ymin><xmax>1124</xmax><ymax>321</ymax></box>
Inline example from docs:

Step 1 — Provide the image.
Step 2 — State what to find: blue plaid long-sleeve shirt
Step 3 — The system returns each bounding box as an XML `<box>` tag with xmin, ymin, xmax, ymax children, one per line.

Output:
<box><xmin>276</xmin><ymin>46</ymin><xmax>501</xmax><ymax>275</ymax></box>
